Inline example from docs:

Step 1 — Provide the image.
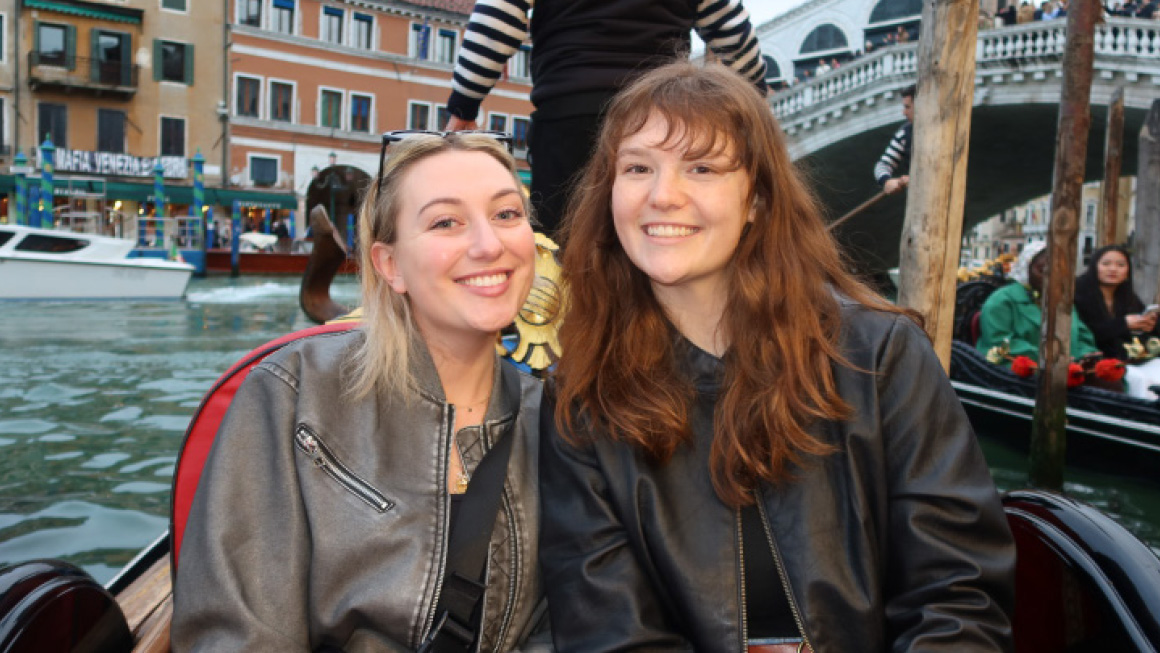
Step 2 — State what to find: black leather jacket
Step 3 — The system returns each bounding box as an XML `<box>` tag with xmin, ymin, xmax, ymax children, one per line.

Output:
<box><xmin>173</xmin><ymin>329</ymin><xmax>549</xmax><ymax>652</ymax></box>
<box><xmin>539</xmin><ymin>302</ymin><xmax>1015</xmax><ymax>652</ymax></box>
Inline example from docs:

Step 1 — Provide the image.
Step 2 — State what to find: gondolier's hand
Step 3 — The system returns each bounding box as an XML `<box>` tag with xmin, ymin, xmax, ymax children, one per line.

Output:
<box><xmin>884</xmin><ymin>175</ymin><xmax>910</xmax><ymax>195</ymax></box>
<box><xmin>446</xmin><ymin>116</ymin><xmax>480</xmax><ymax>132</ymax></box>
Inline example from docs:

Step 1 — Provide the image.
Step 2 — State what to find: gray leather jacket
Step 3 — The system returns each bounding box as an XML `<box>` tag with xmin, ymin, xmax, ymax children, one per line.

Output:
<box><xmin>540</xmin><ymin>303</ymin><xmax>1015</xmax><ymax>652</ymax></box>
<box><xmin>172</xmin><ymin>329</ymin><xmax>548</xmax><ymax>652</ymax></box>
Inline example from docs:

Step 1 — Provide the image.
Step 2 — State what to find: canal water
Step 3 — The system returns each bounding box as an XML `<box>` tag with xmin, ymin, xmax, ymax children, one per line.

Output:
<box><xmin>1</xmin><ymin>276</ymin><xmax>1158</xmax><ymax>584</ymax></box>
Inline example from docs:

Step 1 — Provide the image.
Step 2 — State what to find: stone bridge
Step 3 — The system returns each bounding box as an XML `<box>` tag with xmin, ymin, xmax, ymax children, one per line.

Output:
<box><xmin>766</xmin><ymin>18</ymin><xmax>1160</xmax><ymax>272</ymax></box>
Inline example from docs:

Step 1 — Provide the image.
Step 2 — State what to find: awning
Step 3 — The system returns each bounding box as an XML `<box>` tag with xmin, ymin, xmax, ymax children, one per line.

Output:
<box><xmin>209</xmin><ymin>188</ymin><xmax>298</xmax><ymax>210</ymax></box>
<box><xmin>4</xmin><ymin>178</ymin><xmax>298</xmax><ymax>210</ymax></box>
<box><xmin>23</xmin><ymin>0</ymin><xmax>143</xmax><ymax>24</ymax></box>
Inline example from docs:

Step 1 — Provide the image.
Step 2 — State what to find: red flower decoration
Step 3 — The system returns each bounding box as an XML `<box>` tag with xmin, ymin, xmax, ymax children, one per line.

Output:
<box><xmin>1094</xmin><ymin>358</ymin><xmax>1126</xmax><ymax>382</ymax></box>
<box><xmin>1067</xmin><ymin>363</ymin><xmax>1086</xmax><ymax>388</ymax></box>
<box><xmin>1011</xmin><ymin>356</ymin><xmax>1038</xmax><ymax>378</ymax></box>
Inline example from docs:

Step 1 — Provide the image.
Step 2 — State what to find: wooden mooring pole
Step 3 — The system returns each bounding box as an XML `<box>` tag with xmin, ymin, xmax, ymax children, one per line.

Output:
<box><xmin>1029</xmin><ymin>0</ymin><xmax>1101</xmax><ymax>490</ymax></box>
<box><xmin>1098</xmin><ymin>87</ymin><xmax>1125</xmax><ymax>248</ymax></box>
<box><xmin>1135</xmin><ymin>100</ymin><xmax>1160</xmax><ymax>305</ymax></box>
<box><xmin>896</xmin><ymin>0</ymin><xmax>978</xmax><ymax>370</ymax></box>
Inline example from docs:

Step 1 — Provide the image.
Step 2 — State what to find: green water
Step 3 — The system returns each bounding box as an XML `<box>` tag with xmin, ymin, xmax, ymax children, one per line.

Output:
<box><xmin>0</xmin><ymin>276</ymin><xmax>1157</xmax><ymax>584</ymax></box>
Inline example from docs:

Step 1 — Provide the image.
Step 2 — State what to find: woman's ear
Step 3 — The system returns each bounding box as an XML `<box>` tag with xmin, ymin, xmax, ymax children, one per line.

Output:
<box><xmin>748</xmin><ymin>196</ymin><xmax>763</xmax><ymax>223</ymax></box>
<box><xmin>370</xmin><ymin>242</ymin><xmax>406</xmax><ymax>294</ymax></box>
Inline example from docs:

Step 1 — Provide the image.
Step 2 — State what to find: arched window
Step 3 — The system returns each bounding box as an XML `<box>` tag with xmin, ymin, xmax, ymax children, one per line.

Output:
<box><xmin>800</xmin><ymin>24</ymin><xmax>848</xmax><ymax>54</ymax></box>
<box><xmin>763</xmin><ymin>55</ymin><xmax>781</xmax><ymax>82</ymax></box>
<box><xmin>869</xmin><ymin>0</ymin><xmax>922</xmax><ymax>23</ymax></box>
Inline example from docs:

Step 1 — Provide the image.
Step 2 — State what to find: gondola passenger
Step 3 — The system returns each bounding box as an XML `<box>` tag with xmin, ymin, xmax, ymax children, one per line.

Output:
<box><xmin>172</xmin><ymin>134</ymin><xmax>550</xmax><ymax>652</ymax></box>
<box><xmin>976</xmin><ymin>240</ymin><xmax>1099</xmax><ymax>366</ymax></box>
<box><xmin>1074</xmin><ymin>244</ymin><xmax>1160</xmax><ymax>400</ymax></box>
<box><xmin>539</xmin><ymin>62</ymin><xmax>1016</xmax><ymax>652</ymax></box>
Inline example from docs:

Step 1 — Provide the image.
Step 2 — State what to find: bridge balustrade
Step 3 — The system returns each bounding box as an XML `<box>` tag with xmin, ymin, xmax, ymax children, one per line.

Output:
<box><xmin>771</xmin><ymin>17</ymin><xmax>1160</xmax><ymax>124</ymax></box>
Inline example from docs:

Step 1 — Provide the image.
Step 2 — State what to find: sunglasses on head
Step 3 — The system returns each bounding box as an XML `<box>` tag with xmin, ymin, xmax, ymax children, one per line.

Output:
<box><xmin>375</xmin><ymin>129</ymin><xmax>513</xmax><ymax>189</ymax></box>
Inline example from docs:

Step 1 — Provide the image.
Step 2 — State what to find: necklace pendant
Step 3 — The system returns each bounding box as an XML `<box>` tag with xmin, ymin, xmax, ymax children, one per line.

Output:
<box><xmin>455</xmin><ymin>473</ymin><xmax>469</xmax><ymax>493</ymax></box>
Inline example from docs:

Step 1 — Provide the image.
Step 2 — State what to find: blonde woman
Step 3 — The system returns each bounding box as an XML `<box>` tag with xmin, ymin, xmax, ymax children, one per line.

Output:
<box><xmin>173</xmin><ymin>133</ymin><xmax>549</xmax><ymax>652</ymax></box>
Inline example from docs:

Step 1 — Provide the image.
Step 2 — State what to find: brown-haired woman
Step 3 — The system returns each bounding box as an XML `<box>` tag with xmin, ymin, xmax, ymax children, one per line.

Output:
<box><xmin>538</xmin><ymin>62</ymin><xmax>1016</xmax><ymax>652</ymax></box>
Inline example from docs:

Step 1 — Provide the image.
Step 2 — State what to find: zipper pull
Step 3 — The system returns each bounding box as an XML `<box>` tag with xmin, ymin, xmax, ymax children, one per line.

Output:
<box><xmin>297</xmin><ymin>429</ymin><xmax>328</xmax><ymax>469</ymax></box>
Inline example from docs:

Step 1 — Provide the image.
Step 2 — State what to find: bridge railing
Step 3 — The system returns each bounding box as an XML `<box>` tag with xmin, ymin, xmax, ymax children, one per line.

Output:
<box><xmin>771</xmin><ymin>17</ymin><xmax>1160</xmax><ymax>122</ymax></box>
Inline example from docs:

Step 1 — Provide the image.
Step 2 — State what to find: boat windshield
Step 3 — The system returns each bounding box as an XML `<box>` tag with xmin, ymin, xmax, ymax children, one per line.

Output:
<box><xmin>15</xmin><ymin>234</ymin><xmax>91</xmax><ymax>254</ymax></box>
<box><xmin>0</xmin><ymin>231</ymin><xmax>13</xmax><ymax>248</ymax></box>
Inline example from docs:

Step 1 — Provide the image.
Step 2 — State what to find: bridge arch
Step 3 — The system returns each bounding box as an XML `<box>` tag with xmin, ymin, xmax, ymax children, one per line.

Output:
<box><xmin>762</xmin><ymin>17</ymin><xmax>1160</xmax><ymax>273</ymax></box>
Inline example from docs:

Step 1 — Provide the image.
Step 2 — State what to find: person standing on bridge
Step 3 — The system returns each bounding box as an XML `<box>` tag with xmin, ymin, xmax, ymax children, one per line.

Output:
<box><xmin>443</xmin><ymin>0</ymin><xmax>769</xmax><ymax>238</ymax></box>
<box><xmin>873</xmin><ymin>84</ymin><xmax>915</xmax><ymax>195</ymax></box>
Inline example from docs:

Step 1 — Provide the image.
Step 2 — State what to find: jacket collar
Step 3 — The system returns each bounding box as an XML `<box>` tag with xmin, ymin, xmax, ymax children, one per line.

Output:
<box><xmin>675</xmin><ymin>334</ymin><xmax>725</xmax><ymax>395</ymax></box>
<box><xmin>407</xmin><ymin>331</ymin><xmax>522</xmax><ymax>423</ymax></box>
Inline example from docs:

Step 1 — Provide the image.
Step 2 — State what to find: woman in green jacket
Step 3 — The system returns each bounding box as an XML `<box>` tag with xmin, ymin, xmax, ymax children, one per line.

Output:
<box><xmin>976</xmin><ymin>240</ymin><xmax>1098</xmax><ymax>364</ymax></box>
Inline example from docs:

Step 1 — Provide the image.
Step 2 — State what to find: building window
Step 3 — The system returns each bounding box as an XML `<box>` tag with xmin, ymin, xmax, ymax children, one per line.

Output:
<box><xmin>410</xmin><ymin>23</ymin><xmax>430</xmax><ymax>59</ymax></box>
<box><xmin>97</xmin><ymin>109</ymin><xmax>125</xmax><ymax>153</ymax></box>
<box><xmin>408</xmin><ymin>102</ymin><xmax>431</xmax><ymax>130</ymax></box>
<box><xmin>251</xmin><ymin>156</ymin><xmax>278</xmax><ymax>187</ymax></box>
<box><xmin>38</xmin><ymin>103</ymin><xmax>67</xmax><ymax>147</ymax></box>
<box><xmin>36</xmin><ymin>22</ymin><xmax>74</xmax><ymax>69</ymax></box>
<box><xmin>162</xmin><ymin>0</ymin><xmax>187</xmax><ymax>11</ymax></box>
<box><xmin>161</xmin><ymin>117</ymin><xmax>185</xmax><ymax>157</ymax></box>
<box><xmin>270</xmin><ymin>81</ymin><xmax>294</xmax><ymax>122</ymax></box>
<box><xmin>93</xmin><ymin>30</ymin><xmax>132</xmax><ymax>86</ymax></box>
<box><xmin>512</xmin><ymin>116</ymin><xmax>530</xmax><ymax>152</ymax></box>
<box><xmin>0</xmin><ymin>15</ymin><xmax>6</xmax><ymax>65</ymax></box>
<box><xmin>509</xmin><ymin>46</ymin><xmax>530</xmax><ymax>79</ymax></box>
<box><xmin>322</xmin><ymin>7</ymin><xmax>344</xmax><ymax>44</ymax></box>
<box><xmin>435</xmin><ymin>29</ymin><xmax>456</xmax><ymax>64</ymax></box>
<box><xmin>236</xmin><ymin>76</ymin><xmax>261</xmax><ymax>117</ymax></box>
<box><xmin>273</xmin><ymin>0</ymin><xmax>295</xmax><ymax>34</ymax></box>
<box><xmin>320</xmin><ymin>90</ymin><xmax>343</xmax><ymax>129</ymax></box>
<box><xmin>350</xmin><ymin>94</ymin><xmax>371</xmax><ymax>133</ymax></box>
<box><xmin>436</xmin><ymin>105</ymin><xmax>450</xmax><ymax>130</ymax></box>
<box><xmin>155</xmin><ymin>40</ymin><xmax>194</xmax><ymax>84</ymax></box>
<box><xmin>353</xmin><ymin>13</ymin><xmax>373</xmax><ymax>49</ymax></box>
<box><xmin>239</xmin><ymin>0</ymin><xmax>262</xmax><ymax>27</ymax></box>
<box><xmin>0</xmin><ymin>98</ymin><xmax>6</xmax><ymax>155</ymax></box>
<box><xmin>488</xmin><ymin>113</ymin><xmax>508</xmax><ymax>133</ymax></box>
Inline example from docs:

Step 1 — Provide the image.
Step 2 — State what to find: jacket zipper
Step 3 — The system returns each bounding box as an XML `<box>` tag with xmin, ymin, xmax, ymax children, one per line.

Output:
<box><xmin>493</xmin><ymin>482</ymin><xmax>518</xmax><ymax>648</ymax></box>
<box><xmin>423</xmin><ymin>404</ymin><xmax>457</xmax><ymax>643</ymax></box>
<box><xmin>755</xmin><ymin>496</ymin><xmax>814</xmax><ymax>652</ymax></box>
<box><xmin>735</xmin><ymin>509</ymin><xmax>750</xmax><ymax>653</ymax></box>
<box><xmin>293</xmin><ymin>424</ymin><xmax>392</xmax><ymax>513</ymax></box>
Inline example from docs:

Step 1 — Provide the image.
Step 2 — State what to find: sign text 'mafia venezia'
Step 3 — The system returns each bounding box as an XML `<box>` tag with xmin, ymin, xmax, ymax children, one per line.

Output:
<box><xmin>41</xmin><ymin>149</ymin><xmax>189</xmax><ymax>179</ymax></box>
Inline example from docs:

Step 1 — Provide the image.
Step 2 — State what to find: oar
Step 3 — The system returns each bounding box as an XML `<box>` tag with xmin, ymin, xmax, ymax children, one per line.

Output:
<box><xmin>827</xmin><ymin>190</ymin><xmax>889</xmax><ymax>232</ymax></box>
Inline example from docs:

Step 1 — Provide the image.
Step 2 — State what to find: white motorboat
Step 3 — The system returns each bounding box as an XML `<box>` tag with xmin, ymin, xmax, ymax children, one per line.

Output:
<box><xmin>0</xmin><ymin>224</ymin><xmax>194</xmax><ymax>300</ymax></box>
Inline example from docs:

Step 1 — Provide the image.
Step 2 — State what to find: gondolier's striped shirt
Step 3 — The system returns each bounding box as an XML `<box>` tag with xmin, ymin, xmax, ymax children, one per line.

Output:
<box><xmin>447</xmin><ymin>0</ymin><xmax>769</xmax><ymax>122</ymax></box>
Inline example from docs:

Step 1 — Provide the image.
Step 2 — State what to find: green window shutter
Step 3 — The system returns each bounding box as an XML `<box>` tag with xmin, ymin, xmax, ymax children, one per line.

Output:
<box><xmin>65</xmin><ymin>24</ymin><xmax>76</xmax><ymax>70</ymax></box>
<box><xmin>153</xmin><ymin>39</ymin><xmax>162</xmax><ymax>81</ymax></box>
<box><xmin>122</xmin><ymin>34</ymin><xmax>132</xmax><ymax>85</ymax></box>
<box><xmin>184</xmin><ymin>43</ymin><xmax>194</xmax><ymax>85</ymax></box>
<box><xmin>90</xmin><ymin>28</ymin><xmax>100</xmax><ymax>82</ymax></box>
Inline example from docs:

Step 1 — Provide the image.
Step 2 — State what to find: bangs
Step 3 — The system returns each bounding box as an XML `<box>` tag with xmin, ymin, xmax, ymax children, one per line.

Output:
<box><xmin>606</xmin><ymin>74</ymin><xmax>749</xmax><ymax>168</ymax></box>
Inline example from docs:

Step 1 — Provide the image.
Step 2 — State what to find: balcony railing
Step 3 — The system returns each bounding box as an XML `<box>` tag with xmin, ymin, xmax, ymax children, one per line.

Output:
<box><xmin>28</xmin><ymin>52</ymin><xmax>139</xmax><ymax>98</ymax></box>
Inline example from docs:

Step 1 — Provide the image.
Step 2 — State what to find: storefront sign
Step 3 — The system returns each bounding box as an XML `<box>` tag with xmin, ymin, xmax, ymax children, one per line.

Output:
<box><xmin>38</xmin><ymin>149</ymin><xmax>189</xmax><ymax>179</ymax></box>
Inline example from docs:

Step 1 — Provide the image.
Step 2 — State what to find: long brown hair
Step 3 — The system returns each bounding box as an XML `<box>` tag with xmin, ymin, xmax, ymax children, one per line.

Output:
<box><xmin>554</xmin><ymin>62</ymin><xmax>909</xmax><ymax>506</ymax></box>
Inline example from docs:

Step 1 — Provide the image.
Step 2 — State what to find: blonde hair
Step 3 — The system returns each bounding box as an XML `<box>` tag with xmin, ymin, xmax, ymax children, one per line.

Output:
<box><xmin>348</xmin><ymin>133</ymin><xmax>529</xmax><ymax>401</ymax></box>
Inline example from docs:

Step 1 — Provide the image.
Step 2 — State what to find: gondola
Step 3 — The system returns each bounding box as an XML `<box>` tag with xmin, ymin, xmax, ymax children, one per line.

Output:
<box><xmin>3</xmin><ymin>250</ymin><xmax>1160</xmax><ymax>653</ymax></box>
<box><xmin>949</xmin><ymin>279</ymin><xmax>1160</xmax><ymax>479</ymax></box>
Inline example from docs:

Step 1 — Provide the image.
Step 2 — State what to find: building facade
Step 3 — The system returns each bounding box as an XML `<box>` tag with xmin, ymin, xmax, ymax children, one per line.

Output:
<box><xmin>225</xmin><ymin>0</ymin><xmax>534</xmax><ymax>229</ymax></box>
<box><xmin>2</xmin><ymin>0</ymin><xmax>230</xmax><ymax>239</ymax></box>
